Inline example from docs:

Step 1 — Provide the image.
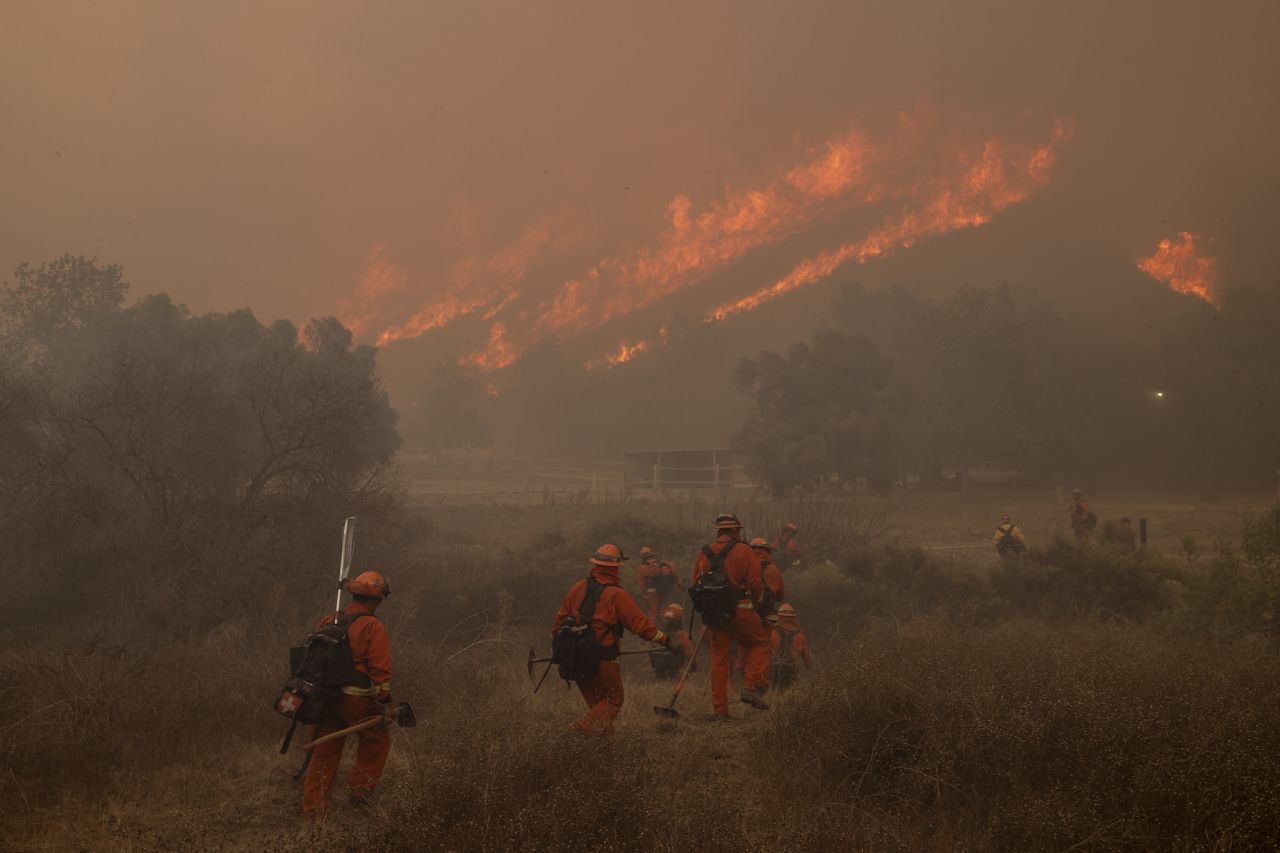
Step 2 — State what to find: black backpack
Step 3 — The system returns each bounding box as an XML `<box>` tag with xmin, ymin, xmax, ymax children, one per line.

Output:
<box><xmin>689</xmin><ymin>542</ymin><xmax>746</xmax><ymax>629</ymax></box>
<box><xmin>274</xmin><ymin>611</ymin><xmax>376</xmax><ymax>725</ymax></box>
<box><xmin>552</xmin><ymin>578</ymin><xmax>618</xmax><ymax>682</ymax></box>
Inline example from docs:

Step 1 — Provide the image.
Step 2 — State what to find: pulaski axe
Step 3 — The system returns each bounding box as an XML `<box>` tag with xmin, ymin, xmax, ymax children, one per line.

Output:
<box><xmin>302</xmin><ymin>701</ymin><xmax>417</xmax><ymax>750</ymax></box>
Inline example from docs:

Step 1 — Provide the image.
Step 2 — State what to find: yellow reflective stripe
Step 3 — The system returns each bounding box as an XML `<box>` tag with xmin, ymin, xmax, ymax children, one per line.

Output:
<box><xmin>340</xmin><ymin>686</ymin><xmax>376</xmax><ymax>697</ymax></box>
<box><xmin>340</xmin><ymin>682</ymin><xmax>391</xmax><ymax>697</ymax></box>
<box><xmin>653</xmin><ymin>630</ymin><xmax>668</xmax><ymax>644</ymax></box>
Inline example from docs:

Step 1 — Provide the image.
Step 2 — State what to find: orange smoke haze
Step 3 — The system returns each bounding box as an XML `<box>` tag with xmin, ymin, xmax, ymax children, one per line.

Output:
<box><xmin>1138</xmin><ymin>232</ymin><xmax>1217</xmax><ymax>305</ymax></box>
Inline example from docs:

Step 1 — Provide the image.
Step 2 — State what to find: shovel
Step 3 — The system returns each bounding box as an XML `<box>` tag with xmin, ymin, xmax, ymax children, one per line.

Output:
<box><xmin>653</xmin><ymin>627</ymin><xmax>709</xmax><ymax>720</ymax></box>
<box><xmin>302</xmin><ymin>701</ymin><xmax>417</xmax><ymax>750</ymax></box>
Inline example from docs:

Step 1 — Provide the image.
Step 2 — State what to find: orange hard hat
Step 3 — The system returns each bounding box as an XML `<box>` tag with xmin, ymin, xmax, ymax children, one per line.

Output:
<box><xmin>784</xmin><ymin>522</ymin><xmax>798</xmax><ymax>532</ymax></box>
<box><xmin>591</xmin><ymin>543</ymin><xmax>628</xmax><ymax>567</ymax></box>
<box><xmin>662</xmin><ymin>603</ymin><xmax>684</xmax><ymax>620</ymax></box>
<box><xmin>777</xmin><ymin>603</ymin><xmax>796</xmax><ymax>618</ymax></box>
<box><xmin>639</xmin><ymin>546</ymin><xmax>655</xmax><ymax>559</ymax></box>
<box><xmin>749</xmin><ymin>537</ymin><xmax>772</xmax><ymax>551</ymax></box>
<box><xmin>714</xmin><ymin>512</ymin><xmax>743</xmax><ymax>529</ymax></box>
<box><xmin>346</xmin><ymin>571</ymin><xmax>391</xmax><ymax>599</ymax></box>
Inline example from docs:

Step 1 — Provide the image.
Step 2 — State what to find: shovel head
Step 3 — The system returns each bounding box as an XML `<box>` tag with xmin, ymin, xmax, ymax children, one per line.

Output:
<box><xmin>653</xmin><ymin>705</ymin><xmax>680</xmax><ymax>719</ymax></box>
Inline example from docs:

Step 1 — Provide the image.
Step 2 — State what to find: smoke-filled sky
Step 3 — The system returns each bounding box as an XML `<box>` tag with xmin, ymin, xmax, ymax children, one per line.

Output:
<box><xmin>3</xmin><ymin>0</ymin><xmax>1278</xmax><ymax>364</ymax></box>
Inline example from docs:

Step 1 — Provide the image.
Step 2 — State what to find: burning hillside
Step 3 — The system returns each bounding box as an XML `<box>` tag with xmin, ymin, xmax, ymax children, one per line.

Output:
<box><xmin>348</xmin><ymin>112</ymin><xmax>1073</xmax><ymax>369</ymax></box>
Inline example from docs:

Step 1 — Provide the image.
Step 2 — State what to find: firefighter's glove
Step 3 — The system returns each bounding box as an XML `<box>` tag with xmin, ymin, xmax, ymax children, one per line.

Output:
<box><xmin>660</xmin><ymin>633</ymin><xmax>675</xmax><ymax>650</ymax></box>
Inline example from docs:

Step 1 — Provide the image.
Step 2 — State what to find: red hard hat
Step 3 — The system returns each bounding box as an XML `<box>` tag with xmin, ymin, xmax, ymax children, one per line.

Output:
<box><xmin>591</xmin><ymin>544</ymin><xmax>627</xmax><ymax>567</ymax></box>
<box><xmin>346</xmin><ymin>571</ymin><xmax>391</xmax><ymax>599</ymax></box>
<box><xmin>777</xmin><ymin>603</ymin><xmax>796</xmax><ymax>618</ymax></box>
<box><xmin>714</xmin><ymin>512</ymin><xmax>743</xmax><ymax>529</ymax></box>
<box><xmin>662</xmin><ymin>603</ymin><xmax>684</xmax><ymax>620</ymax></box>
<box><xmin>785</xmin><ymin>522</ymin><xmax>798</xmax><ymax>532</ymax></box>
<box><xmin>749</xmin><ymin>537</ymin><xmax>772</xmax><ymax>551</ymax></box>
<box><xmin>639</xmin><ymin>546</ymin><xmax>655</xmax><ymax>559</ymax></box>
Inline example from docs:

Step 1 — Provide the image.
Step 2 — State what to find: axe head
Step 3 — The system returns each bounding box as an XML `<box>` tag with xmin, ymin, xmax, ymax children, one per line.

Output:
<box><xmin>391</xmin><ymin>701</ymin><xmax>417</xmax><ymax>728</ymax></box>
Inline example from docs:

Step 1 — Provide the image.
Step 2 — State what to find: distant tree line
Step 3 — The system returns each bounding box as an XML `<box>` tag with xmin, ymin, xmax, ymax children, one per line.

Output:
<box><xmin>0</xmin><ymin>256</ymin><xmax>400</xmax><ymax>627</ymax></box>
<box><xmin>735</xmin><ymin>282</ymin><xmax>1280</xmax><ymax>495</ymax></box>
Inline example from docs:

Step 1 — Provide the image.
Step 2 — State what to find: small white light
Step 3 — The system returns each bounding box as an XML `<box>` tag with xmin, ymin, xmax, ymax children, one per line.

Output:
<box><xmin>1154</xmin><ymin>391</ymin><xmax>1165</xmax><ymax>399</ymax></box>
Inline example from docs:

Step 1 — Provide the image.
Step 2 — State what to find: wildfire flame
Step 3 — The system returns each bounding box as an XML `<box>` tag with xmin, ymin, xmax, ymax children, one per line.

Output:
<box><xmin>349</xmin><ymin>112</ymin><xmax>1072</xmax><ymax>371</ymax></box>
<box><xmin>1138</xmin><ymin>232</ymin><xmax>1217</xmax><ymax>305</ymax></box>
<box><xmin>584</xmin><ymin>339</ymin><xmax>652</xmax><ymax>370</ymax></box>
<box><xmin>538</xmin><ymin>130</ymin><xmax>876</xmax><ymax>335</ymax></box>
<box><xmin>708</xmin><ymin>121</ymin><xmax>1072</xmax><ymax>322</ymax></box>
<box><xmin>339</xmin><ymin>243</ymin><xmax>407</xmax><ymax>337</ymax></box>
<box><xmin>375</xmin><ymin>222</ymin><xmax>558</xmax><ymax>346</ymax></box>
<box><xmin>460</xmin><ymin>322</ymin><xmax>516</xmax><ymax>370</ymax></box>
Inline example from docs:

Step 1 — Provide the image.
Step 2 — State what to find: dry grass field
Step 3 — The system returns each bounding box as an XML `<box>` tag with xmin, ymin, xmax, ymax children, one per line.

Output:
<box><xmin>5</xmin><ymin>487</ymin><xmax>1280</xmax><ymax>851</ymax></box>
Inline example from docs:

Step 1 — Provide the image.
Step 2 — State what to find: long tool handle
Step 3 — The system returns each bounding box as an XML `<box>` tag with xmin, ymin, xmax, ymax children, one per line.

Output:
<box><xmin>303</xmin><ymin>714</ymin><xmax>386</xmax><ymax>750</ymax></box>
<box><xmin>529</xmin><ymin>647</ymin><xmax>671</xmax><ymax>665</ymax></box>
<box><xmin>665</xmin><ymin>627</ymin><xmax>708</xmax><ymax>707</ymax></box>
<box><xmin>332</xmin><ymin>516</ymin><xmax>357</xmax><ymax>623</ymax></box>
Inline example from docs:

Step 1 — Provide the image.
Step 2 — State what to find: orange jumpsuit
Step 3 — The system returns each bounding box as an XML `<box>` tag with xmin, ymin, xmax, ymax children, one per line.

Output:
<box><xmin>770</xmin><ymin>622</ymin><xmax>811</xmax><ymax>690</ymax></box>
<box><xmin>552</xmin><ymin>565</ymin><xmax>666</xmax><ymax>734</ymax></box>
<box><xmin>693</xmin><ymin>535</ymin><xmax>770</xmax><ymax>715</ymax></box>
<box><xmin>636</xmin><ymin>558</ymin><xmax>679</xmax><ymax>623</ymax></box>
<box><xmin>302</xmin><ymin>603</ymin><xmax>393</xmax><ymax>817</ymax></box>
<box><xmin>777</xmin><ymin>529</ymin><xmax>803</xmax><ymax>568</ymax></box>
<box><xmin>650</xmin><ymin>618</ymin><xmax>695</xmax><ymax>679</ymax></box>
<box><xmin>736</xmin><ymin>556</ymin><xmax>784</xmax><ymax>674</ymax></box>
<box><xmin>771</xmin><ymin>624</ymin><xmax>811</xmax><ymax>666</ymax></box>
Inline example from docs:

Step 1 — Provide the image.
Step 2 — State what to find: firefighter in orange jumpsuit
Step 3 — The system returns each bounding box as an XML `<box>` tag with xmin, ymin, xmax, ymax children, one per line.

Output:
<box><xmin>650</xmin><ymin>603</ymin><xmax>695</xmax><ymax>680</ymax></box>
<box><xmin>776</xmin><ymin>522</ymin><xmax>803</xmax><ymax>570</ymax></box>
<box><xmin>303</xmin><ymin>571</ymin><xmax>394</xmax><ymax>819</ymax></box>
<box><xmin>1070</xmin><ymin>489</ymin><xmax>1092</xmax><ymax>543</ymax></box>
<box><xmin>770</xmin><ymin>603</ymin><xmax>812</xmax><ymax>690</ymax></box>
<box><xmin>736</xmin><ymin>537</ymin><xmax>784</xmax><ymax>677</ymax></box>
<box><xmin>636</xmin><ymin>545</ymin><xmax>679</xmax><ymax>623</ymax></box>
<box><xmin>552</xmin><ymin>544</ymin><xmax>674</xmax><ymax>734</ymax></box>
<box><xmin>693</xmin><ymin>512</ymin><xmax>771</xmax><ymax>715</ymax></box>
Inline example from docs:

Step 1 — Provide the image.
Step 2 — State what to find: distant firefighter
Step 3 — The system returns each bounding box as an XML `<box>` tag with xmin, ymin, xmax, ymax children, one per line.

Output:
<box><xmin>770</xmin><ymin>604</ymin><xmax>812</xmax><ymax>691</ymax></box>
<box><xmin>775</xmin><ymin>521</ymin><xmax>804</xmax><ymax>570</ymax></box>
<box><xmin>1070</xmin><ymin>489</ymin><xmax>1095</xmax><ymax>544</ymax></box>
<box><xmin>636</xmin><ymin>545</ymin><xmax>679</xmax><ymax>623</ymax></box>
<box><xmin>650</xmin><ymin>603</ymin><xmax>694</xmax><ymax>680</ymax></box>
<box><xmin>736</xmin><ymin>537</ymin><xmax>784</xmax><ymax>677</ymax></box>
<box><xmin>993</xmin><ymin>513</ymin><xmax>1027</xmax><ymax>557</ymax></box>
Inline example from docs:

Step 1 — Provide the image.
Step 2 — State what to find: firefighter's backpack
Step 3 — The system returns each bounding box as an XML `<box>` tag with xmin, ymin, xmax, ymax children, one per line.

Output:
<box><xmin>273</xmin><ymin>611</ymin><xmax>376</xmax><ymax>724</ymax></box>
<box><xmin>689</xmin><ymin>542</ymin><xmax>746</xmax><ymax>629</ymax></box>
<box><xmin>552</xmin><ymin>577</ymin><xmax>617</xmax><ymax>682</ymax></box>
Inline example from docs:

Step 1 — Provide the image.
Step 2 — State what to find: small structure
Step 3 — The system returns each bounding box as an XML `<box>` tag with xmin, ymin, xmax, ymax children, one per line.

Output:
<box><xmin>623</xmin><ymin>449</ymin><xmax>736</xmax><ymax>495</ymax></box>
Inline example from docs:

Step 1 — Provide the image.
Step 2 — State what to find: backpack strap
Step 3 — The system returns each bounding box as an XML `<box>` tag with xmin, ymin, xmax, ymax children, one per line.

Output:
<box><xmin>578</xmin><ymin>577</ymin><xmax>623</xmax><ymax>641</ymax></box>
